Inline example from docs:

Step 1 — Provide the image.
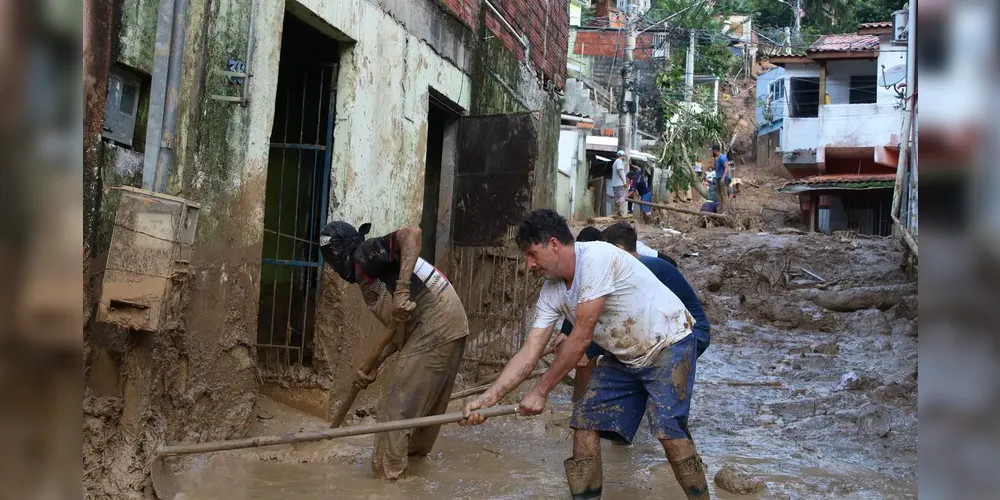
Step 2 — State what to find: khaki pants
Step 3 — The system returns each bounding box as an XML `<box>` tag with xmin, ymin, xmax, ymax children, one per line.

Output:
<box><xmin>371</xmin><ymin>337</ymin><xmax>466</xmax><ymax>479</ymax></box>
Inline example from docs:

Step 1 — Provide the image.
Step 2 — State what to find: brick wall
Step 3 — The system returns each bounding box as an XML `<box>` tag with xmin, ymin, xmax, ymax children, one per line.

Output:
<box><xmin>439</xmin><ymin>0</ymin><xmax>569</xmax><ymax>89</ymax></box>
<box><xmin>573</xmin><ymin>30</ymin><xmax>655</xmax><ymax>59</ymax></box>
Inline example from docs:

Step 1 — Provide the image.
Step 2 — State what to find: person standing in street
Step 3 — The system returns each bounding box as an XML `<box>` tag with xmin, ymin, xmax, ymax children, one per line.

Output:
<box><xmin>610</xmin><ymin>150</ymin><xmax>629</xmax><ymax>217</ymax></box>
<box><xmin>711</xmin><ymin>145</ymin><xmax>731</xmax><ymax>213</ymax></box>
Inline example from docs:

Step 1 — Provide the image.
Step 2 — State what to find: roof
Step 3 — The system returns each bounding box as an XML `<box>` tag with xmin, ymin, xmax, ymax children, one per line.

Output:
<box><xmin>809</xmin><ymin>33</ymin><xmax>879</xmax><ymax>53</ymax></box>
<box><xmin>778</xmin><ymin>174</ymin><xmax>896</xmax><ymax>194</ymax></box>
<box><xmin>857</xmin><ymin>21</ymin><xmax>892</xmax><ymax>29</ymax></box>
<box><xmin>584</xmin><ymin>136</ymin><xmax>656</xmax><ymax>162</ymax></box>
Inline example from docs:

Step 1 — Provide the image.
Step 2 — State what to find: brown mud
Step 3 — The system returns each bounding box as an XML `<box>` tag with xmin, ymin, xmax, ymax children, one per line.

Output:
<box><xmin>160</xmin><ymin>169</ymin><xmax>916</xmax><ymax>499</ymax></box>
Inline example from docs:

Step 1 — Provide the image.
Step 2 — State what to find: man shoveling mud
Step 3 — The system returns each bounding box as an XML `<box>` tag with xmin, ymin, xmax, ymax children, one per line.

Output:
<box><xmin>460</xmin><ymin>209</ymin><xmax>710</xmax><ymax>499</ymax></box>
<box><xmin>320</xmin><ymin>222</ymin><xmax>468</xmax><ymax>480</ymax></box>
<box><xmin>558</xmin><ymin>224</ymin><xmax>710</xmax><ymax>406</ymax></box>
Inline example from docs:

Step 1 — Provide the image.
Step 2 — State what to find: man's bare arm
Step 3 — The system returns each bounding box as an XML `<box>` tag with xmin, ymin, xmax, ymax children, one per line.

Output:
<box><xmin>531</xmin><ymin>297</ymin><xmax>605</xmax><ymax>395</ymax></box>
<box><xmin>477</xmin><ymin>325</ymin><xmax>554</xmax><ymax>406</ymax></box>
<box><xmin>394</xmin><ymin>226</ymin><xmax>422</xmax><ymax>280</ymax></box>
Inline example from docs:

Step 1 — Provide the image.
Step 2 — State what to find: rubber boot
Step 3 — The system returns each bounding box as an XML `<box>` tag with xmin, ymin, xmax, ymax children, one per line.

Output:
<box><xmin>669</xmin><ymin>454</ymin><xmax>710</xmax><ymax>499</ymax></box>
<box><xmin>564</xmin><ymin>456</ymin><xmax>603</xmax><ymax>499</ymax></box>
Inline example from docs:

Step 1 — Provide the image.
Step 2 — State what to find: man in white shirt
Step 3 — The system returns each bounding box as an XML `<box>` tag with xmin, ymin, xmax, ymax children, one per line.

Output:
<box><xmin>609</xmin><ymin>150</ymin><xmax>628</xmax><ymax>216</ymax></box>
<box><xmin>460</xmin><ymin>209</ymin><xmax>710</xmax><ymax>500</ymax></box>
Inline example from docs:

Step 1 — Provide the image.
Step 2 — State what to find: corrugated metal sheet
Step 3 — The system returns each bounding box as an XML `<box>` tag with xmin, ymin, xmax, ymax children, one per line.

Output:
<box><xmin>778</xmin><ymin>173</ymin><xmax>896</xmax><ymax>193</ymax></box>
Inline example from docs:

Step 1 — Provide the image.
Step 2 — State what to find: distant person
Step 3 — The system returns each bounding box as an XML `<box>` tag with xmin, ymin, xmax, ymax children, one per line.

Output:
<box><xmin>610</xmin><ymin>150</ymin><xmax>628</xmax><ymax>216</ymax></box>
<box><xmin>711</xmin><ymin>144</ymin><xmax>731</xmax><ymax>211</ymax></box>
<box><xmin>627</xmin><ymin>171</ymin><xmax>652</xmax><ymax>218</ymax></box>
<box><xmin>694</xmin><ymin>157</ymin><xmax>704</xmax><ymax>181</ymax></box>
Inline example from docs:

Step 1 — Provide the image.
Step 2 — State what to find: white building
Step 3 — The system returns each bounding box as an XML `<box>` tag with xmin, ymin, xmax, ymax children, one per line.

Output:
<box><xmin>767</xmin><ymin>21</ymin><xmax>911</xmax><ymax>236</ymax></box>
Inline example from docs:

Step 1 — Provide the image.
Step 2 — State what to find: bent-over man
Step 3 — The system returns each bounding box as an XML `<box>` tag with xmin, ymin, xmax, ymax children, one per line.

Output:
<box><xmin>460</xmin><ymin>210</ymin><xmax>710</xmax><ymax>499</ymax></box>
<box><xmin>320</xmin><ymin>221</ymin><xmax>469</xmax><ymax>480</ymax></box>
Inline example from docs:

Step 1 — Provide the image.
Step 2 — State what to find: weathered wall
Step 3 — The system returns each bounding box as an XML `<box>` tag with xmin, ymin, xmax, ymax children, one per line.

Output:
<box><xmin>85</xmin><ymin>0</ymin><xmax>279</xmax><ymax>497</ymax></box>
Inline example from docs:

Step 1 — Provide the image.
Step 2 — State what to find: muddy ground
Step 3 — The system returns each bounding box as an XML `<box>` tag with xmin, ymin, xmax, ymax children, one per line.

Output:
<box><xmin>166</xmin><ymin>176</ymin><xmax>917</xmax><ymax>499</ymax></box>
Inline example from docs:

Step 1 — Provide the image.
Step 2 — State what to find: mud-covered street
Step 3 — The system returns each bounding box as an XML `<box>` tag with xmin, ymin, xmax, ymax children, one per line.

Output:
<box><xmin>171</xmin><ymin>200</ymin><xmax>918</xmax><ymax>499</ymax></box>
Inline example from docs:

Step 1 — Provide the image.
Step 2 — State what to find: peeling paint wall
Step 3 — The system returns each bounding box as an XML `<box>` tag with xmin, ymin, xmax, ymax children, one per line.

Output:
<box><xmin>84</xmin><ymin>0</ymin><xmax>279</xmax><ymax>496</ymax></box>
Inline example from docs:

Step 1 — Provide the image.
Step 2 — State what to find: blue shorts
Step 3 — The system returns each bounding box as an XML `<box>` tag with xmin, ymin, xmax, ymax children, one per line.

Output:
<box><xmin>570</xmin><ymin>334</ymin><xmax>697</xmax><ymax>444</ymax></box>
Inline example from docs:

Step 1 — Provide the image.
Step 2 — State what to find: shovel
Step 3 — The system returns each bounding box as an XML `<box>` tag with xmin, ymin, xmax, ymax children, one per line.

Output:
<box><xmin>150</xmin><ymin>405</ymin><xmax>521</xmax><ymax>498</ymax></box>
<box><xmin>329</xmin><ymin>320</ymin><xmax>402</xmax><ymax>428</ymax></box>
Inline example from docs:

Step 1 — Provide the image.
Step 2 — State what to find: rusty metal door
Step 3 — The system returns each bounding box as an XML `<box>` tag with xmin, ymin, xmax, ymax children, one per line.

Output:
<box><xmin>450</xmin><ymin>113</ymin><xmax>542</xmax><ymax>372</ymax></box>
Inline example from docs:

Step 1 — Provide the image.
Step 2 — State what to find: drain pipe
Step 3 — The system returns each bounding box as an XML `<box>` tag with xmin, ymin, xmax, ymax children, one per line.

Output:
<box><xmin>151</xmin><ymin>0</ymin><xmax>190</xmax><ymax>193</ymax></box>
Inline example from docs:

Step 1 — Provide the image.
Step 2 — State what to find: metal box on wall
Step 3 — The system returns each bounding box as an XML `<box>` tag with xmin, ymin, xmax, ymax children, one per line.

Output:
<box><xmin>96</xmin><ymin>187</ymin><xmax>199</xmax><ymax>332</ymax></box>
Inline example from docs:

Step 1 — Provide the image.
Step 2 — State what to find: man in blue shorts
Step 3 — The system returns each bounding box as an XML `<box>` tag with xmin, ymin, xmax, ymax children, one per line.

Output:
<box><xmin>460</xmin><ymin>210</ymin><xmax>710</xmax><ymax>499</ymax></box>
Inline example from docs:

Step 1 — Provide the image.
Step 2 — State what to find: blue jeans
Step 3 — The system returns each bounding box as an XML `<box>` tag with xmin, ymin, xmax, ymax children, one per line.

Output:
<box><xmin>570</xmin><ymin>334</ymin><xmax>697</xmax><ymax>443</ymax></box>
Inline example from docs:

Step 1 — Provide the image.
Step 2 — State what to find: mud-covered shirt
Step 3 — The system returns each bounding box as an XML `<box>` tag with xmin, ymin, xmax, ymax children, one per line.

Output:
<box><xmin>354</xmin><ymin>232</ymin><xmax>469</xmax><ymax>357</ymax></box>
<box><xmin>532</xmin><ymin>241</ymin><xmax>694</xmax><ymax>368</ymax></box>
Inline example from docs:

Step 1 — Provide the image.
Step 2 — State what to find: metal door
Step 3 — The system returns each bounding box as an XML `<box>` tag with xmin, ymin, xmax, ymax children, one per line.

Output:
<box><xmin>450</xmin><ymin>113</ymin><xmax>542</xmax><ymax>371</ymax></box>
<box><xmin>257</xmin><ymin>61</ymin><xmax>337</xmax><ymax>371</ymax></box>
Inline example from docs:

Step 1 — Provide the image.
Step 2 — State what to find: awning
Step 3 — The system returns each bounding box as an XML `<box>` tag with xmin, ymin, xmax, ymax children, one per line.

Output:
<box><xmin>585</xmin><ymin>136</ymin><xmax>656</xmax><ymax>162</ymax></box>
<box><xmin>777</xmin><ymin>174</ymin><xmax>896</xmax><ymax>194</ymax></box>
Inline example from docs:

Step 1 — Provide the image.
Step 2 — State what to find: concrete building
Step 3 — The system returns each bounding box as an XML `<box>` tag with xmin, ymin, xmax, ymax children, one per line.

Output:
<box><xmin>766</xmin><ymin>20</ymin><xmax>910</xmax><ymax>236</ymax></box>
<box><xmin>83</xmin><ymin>0</ymin><xmax>568</xmax><ymax>496</ymax></box>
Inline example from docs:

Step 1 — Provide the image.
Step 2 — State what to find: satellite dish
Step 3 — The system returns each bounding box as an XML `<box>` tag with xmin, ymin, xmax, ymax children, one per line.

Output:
<box><xmin>879</xmin><ymin>64</ymin><xmax>907</xmax><ymax>88</ymax></box>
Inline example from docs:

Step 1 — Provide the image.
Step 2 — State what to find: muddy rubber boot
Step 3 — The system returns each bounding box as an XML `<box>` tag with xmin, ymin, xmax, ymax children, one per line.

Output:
<box><xmin>669</xmin><ymin>454</ymin><xmax>710</xmax><ymax>500</ymax></box>
<box><xmin>564</xmin><ymin>456</ymin><xmax>603</xmax><ymax>499</ymax></box>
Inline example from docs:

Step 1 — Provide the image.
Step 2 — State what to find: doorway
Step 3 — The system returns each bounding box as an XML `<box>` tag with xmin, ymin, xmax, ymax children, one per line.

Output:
<box><xmin>419</xmin><ymin>94</ymin><xmax>458</xmax><ymax>265</ymax></box>
<box><xmin>257</xmin><ymin>11</ymin><xmax>338</xmax><ymax>371</ymax></box>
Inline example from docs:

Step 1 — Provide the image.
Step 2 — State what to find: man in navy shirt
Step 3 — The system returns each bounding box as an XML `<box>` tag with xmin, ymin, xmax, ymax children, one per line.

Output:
<box><xmin>627</xmin><ymin>171</ymin><xmax>653</xmax><ymax>218</ymax></box>
<box><xmin>601</xmin><ymin>222</ymin><xmax>710</xmax><ymax>358</ymax></box>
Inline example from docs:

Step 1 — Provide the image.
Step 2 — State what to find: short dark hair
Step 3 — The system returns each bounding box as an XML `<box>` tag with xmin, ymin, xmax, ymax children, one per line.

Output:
<box><xmin>601</xmin><ymin>222</ymin><xmax>638</xmax><ymax>252</ymax></box>
<box><xmin>577</xmin><ymin>226</ymin><xmax>603</xmax><ymax>242</ymax></box>
<box><xmin>515</xmin><ymin>209</ymin><xmax>574</xmax><ymax>250</ymax></box>
<box><xmin>711</xmin><ymin>144</ymin><xmax>721</xmax><ymax>151</ymax></box>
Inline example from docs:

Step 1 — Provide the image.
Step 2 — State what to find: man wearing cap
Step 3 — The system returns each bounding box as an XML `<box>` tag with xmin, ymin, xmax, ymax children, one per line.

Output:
<box><xmin>319</xmin><ymin>222</ymin><xmax>469</xmax><ymax>480</ymax></box>
<box><xmin>610</xmin><ymin>150</ymin><xmax>629</xmax><ymax>216</ymax></box>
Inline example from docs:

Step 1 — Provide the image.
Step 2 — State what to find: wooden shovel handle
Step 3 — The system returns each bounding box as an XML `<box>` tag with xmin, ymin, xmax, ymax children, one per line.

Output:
<box><xmin>329</xmin><ymin>320</ymin><xmax>400</xmax><ymax>428</ymax></box>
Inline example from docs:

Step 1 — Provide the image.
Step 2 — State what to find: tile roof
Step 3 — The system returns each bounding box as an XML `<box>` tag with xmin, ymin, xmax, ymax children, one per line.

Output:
<box><xmin>785</xmin><ymin>174</ymin><xmax>896</xmax><ymax>185</ymax></box>
<box><xmin>809</xmin><ymin>34</ymin><xmax>879</xmax><ymax>53</ymax></box>
<box><xmin>858</xmin><ymin>21</ymin><xmax>892</xmax><ymax>29</ymax></box>
<box><xmin>779</xmin><ymin>174</ymin><xmax>896</xmax><ymax>193</ymax></box>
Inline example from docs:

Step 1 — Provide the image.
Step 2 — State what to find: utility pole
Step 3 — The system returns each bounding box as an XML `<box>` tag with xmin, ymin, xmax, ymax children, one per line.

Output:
<box><xmin>617</xmin><ymin>5</ymin><xmax>636</xmax><ymax>159</ymax></box>
<box><xmin>684</xmin><ymin>29</ymin><xmax>695</xmax><ymax>102</ymax></box>
<box><xmin>794</xmin><ymin>0</ymin><xmax>801</xmax><ymax>43</ymax></box>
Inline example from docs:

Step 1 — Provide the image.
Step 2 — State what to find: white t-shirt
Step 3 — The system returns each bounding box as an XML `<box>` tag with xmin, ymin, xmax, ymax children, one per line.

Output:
<box><xmin>609</xmin><ymin>159</ymin><xmax>626</xmax><ymax>188</ymax></box>
<box><xmin>635</xmin><ymin>240</ymin><xmax>658</xmax><ymax>258</ymax></box>
<box><xmin>532</xmin><ymin>242</ymin><xmax>694</xmax><ymax>368</ymax></box>
<box><xmin>694</xmin><ymin>162</ymin><xmax>703</xmax><ymax>173</ymax></box>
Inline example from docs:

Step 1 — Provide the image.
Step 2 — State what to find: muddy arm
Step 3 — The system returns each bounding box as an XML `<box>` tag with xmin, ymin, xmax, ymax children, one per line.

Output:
<box><xmin>393</xmin><ymin>226</ymin><xmax>422</xmax><ymax>283</ymax></box>
<box><xmin>531</xmin><ymin>296</ymin><xmax>603</xmax><ymax>396</ymax></box>
<box><xmin>477</xmin><ymin>325</ymin><xmax>554</xmax><ymax>406</ymax></box>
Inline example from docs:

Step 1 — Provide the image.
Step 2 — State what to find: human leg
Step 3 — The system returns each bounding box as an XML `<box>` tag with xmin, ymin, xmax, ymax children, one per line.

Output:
<box><xmin>409</xmin><ymin>337</ymin><xmax>466</xmax><ymax>456</ymax></box>
<box><xmin>640</xmin><ymin>335</ymin><xmax>709</xmax><ymax>498</ymax></box>
<box><xmin>372</xmin><ymin>337</ymin><xmax>466</xmax><ymax>479</ymax></box>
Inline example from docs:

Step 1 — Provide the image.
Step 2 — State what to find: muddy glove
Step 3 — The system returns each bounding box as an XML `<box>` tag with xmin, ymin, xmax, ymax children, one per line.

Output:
<box><xmin>392</xmin><ymin>280</ymin><xmax>416</xmax><ymax>322</ymax></box>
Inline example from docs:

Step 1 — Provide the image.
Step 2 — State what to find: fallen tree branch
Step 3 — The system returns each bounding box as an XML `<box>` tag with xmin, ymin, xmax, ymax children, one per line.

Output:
<box><xmin>800</xmin><ymin>284</ymin><xmax>917</xmax><ymax>312</ymax></box>
<box><xmin>629</xmin><ymin>198</ymin><xmax>731</xmax><ymax>222</ymax></box>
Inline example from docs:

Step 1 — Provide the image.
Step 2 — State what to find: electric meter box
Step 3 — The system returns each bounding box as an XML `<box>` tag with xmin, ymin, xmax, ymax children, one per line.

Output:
<box><xmin>96</xmin><ymin>187</ymin><xmax>200</xmax><ymax>332</ymax></box>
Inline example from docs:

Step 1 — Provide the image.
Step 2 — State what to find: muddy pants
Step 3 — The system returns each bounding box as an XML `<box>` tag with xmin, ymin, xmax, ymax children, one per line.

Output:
<box><xmin>570</xmin><ymin>333</ymin><xmax>697</xmax><ymax>444</ymax></box>
<box><xmin>372</xmin><ymin>337</ymin><xmax>466</xmax><ymax>479</ymax></box>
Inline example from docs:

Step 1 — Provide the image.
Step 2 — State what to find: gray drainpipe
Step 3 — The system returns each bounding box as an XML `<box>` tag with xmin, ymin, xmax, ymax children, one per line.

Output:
<box><xmin>142</xmin><ymin>0</ymin><xmax>190</xmax><ymax>194</ymax></box>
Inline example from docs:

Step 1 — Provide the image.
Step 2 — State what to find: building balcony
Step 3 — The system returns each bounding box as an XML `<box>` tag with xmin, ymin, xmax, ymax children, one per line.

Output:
<box><xmin>781</xmin><ymin>103</ymin><xmax>905</xmax><ymax>163</ymax></box>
